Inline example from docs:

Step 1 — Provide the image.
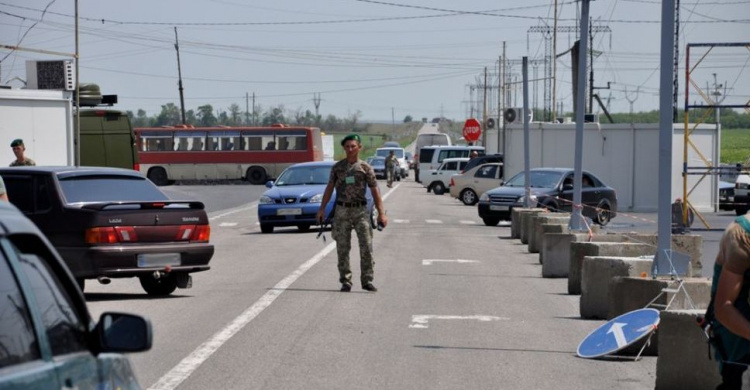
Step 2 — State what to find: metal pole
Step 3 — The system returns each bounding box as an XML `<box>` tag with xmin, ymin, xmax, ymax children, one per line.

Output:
<box><xmin>174</xmin><ymin>27</ymin><xmax>186</xmax><ymax>125</ymax></box>
<box><xmin>502</xmin><ymin>42</ymin><xmax>507</xmax><ymax>160</ymax></box>
<box><xmin>568</xmin><ymin>0</ymin><xmax>590</xmax><ymax>231</ymax></box>
<box><xmin>552</xmin><ymin>0</ymin><xmax>558</xmax><ymax>120</ymax></box>
<box><xmin>654</xmin><ymin>0</ymin><xmax>676</xmax><ymax>276</ymax></box>
<box><xmin>523</xmin><ymin>57</ymin><xmax>531</xmax><ymax>208</ymax></box>
<box><xmin>498</xmin><ymin>55</ymin><xmax>502</xmax><ymax>154</ymax></box>
<box><xmin>74</xmin><ymin>0</ymin><xmax>80</xmax><ymax>166</ymax></box>
<box><xmin>482</xmin><ymin>67</ymin><xmax>488</xmax><ymax>147</ymax></box>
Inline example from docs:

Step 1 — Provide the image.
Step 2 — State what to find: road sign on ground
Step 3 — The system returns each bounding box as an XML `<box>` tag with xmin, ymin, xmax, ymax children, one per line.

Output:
<box><xmin>577</xmin><ymin>308</ymin><xmax>660</xmax><ymax>359</ymax></box>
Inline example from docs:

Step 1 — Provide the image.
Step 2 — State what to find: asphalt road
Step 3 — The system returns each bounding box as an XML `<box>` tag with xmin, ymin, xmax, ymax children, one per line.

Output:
<box><xmin>83</xmin><ymin>175</ymin><xmax>734</xmax><ymax>390</ymax></box>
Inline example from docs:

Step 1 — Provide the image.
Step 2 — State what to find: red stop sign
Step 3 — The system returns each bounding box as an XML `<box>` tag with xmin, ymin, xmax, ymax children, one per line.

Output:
<box><xmin>462</xmin><ymin>118</ymin><xmax>482</xmax><ymax>142</ymax></box>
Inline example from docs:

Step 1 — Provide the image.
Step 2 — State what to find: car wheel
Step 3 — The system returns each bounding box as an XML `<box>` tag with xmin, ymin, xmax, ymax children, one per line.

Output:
<box><xmin>541</xmin><ymin>200</ymin><xmax>559</xmax><ymax>212</ymax></box>
<box><xmin>433</xmin><ymin>182</ymin><xmax>446</xmax><ymax>195</ymax></box>
<box><xmin>246</xmin><ymin>166</ymin><xmax>268</xmax><ymax>185</ymax></box>
<box><xmin>482</xmin><ymin>217</ymin><xmax>500</xmax><ymax>226</ymax></box>
<box><xmin>297</xmin><ymin>224</ymin><xmax>311</xmax><ymax>232</ymax></box>
<box><xmin>595</xmin><ymin>203</ymin><xmax>611</xmax><ymax>226</ymax></box>
<box><xmin>260</xmin><ymin>224</ymin><xmax>274</xmax><ymax>233</ymax></box>
<box><xmin>76</xmin><ymin>278</ymin><xmax>85</xmax><ymax>292</ymax></box>
<box><xmin>147</xmin><ymin>167</ymin><xmax>169</xmax><ymax>186</ymax></box>
<box><xmin>139</xmin><ymin>274</ymin><xmax>178</xmax><ymax>296</ymax></box>
<box><xmin>461</xmin><ymin>189</ymin><xmax>478</xmax><ymax>205</ymax></box>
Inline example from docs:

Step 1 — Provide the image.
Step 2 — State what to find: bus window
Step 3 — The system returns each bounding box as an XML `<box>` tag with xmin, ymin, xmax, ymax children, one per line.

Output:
<box><xmin>140</xmin><ymin>133</ymin><xmax>174</xmax><ymax>152</ymax></box>
<box><xmin>207</xmin><ymin>131</ymin><xmax>240</xmax><ymax>151</ymax></box>
<box><xmin>174</xmin><ymin>131</ymin><xmax>206</xmax><ymax>151</ymax></box>
<box><xmin>242</xmin><ymin>131</ymin><xmax>275</xmax><ymax>151</ymax></box>
<box><xmin>277</xmin><ymin>130</ymin><xmax>308</xmax><ymax>151</ymax></box>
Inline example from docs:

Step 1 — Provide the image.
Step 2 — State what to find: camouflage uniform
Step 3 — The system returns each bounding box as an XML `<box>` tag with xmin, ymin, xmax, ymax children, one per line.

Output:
<box><xmin>385</xmin><ymin>153</ymin><xmax>397</xmax><ymax>187</ymax></box>
<box><xmin>9</xmin><ymin>158</ymin><xmax>35</xmax><ymax>167</ymax></box>
<box><xmin>329</xmin><ymin>158</ymin><xmax>377</xmax><ymax>286</ymax></box>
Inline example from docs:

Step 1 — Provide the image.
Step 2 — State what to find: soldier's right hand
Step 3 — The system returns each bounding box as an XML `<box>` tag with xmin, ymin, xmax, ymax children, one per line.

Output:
<box><xmin>316</xmin><ymin>209</ymin><xmax>325</xmax><ymax>224</ymax></box>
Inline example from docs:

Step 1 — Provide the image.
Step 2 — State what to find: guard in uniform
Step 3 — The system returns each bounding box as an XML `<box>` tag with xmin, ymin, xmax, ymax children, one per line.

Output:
<box><xmin>9</xmin><ymin>139</ymin><xmax>36</xmax><ymax>167</ymax></box>
<box><xmin>316</xmin><ymin>133</ymin><xmax>387</xmax><ymax>292</ymax></box>
<box><xmin>385</xmin><ymin>150</ymin><xmax>397</xmax><ymax>188</ymax></box>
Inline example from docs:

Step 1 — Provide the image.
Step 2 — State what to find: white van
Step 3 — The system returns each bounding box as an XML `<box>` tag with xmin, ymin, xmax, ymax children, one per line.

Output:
<box><xmin>374</xmin><ymin>147</ymin><xmax>408</xmax><ymax>179</ymax></box>
<box><xmin>423</xmin><ymin>157</ymin><xmax>469</xmax><ymax>195</ymax></box>
<box><xmin>417</xmin><ymin>145</ymin><xmax>484</xmax><ymax>183</ymax></box>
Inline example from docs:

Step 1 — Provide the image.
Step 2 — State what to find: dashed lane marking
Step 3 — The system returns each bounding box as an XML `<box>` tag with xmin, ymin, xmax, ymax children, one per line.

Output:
<box><xmin>219</xmin><ymin>222</ymin><xmax>238</xmax><ymax>227</ymax></box>
<box><xmin>459</xmin><ymin>220</ymin><xmax>476</xmax><ymax>225</ymax></box>
<box><xmin>425</xmin><ymin>219</ymin><xmax>443</xmax><ymax>224</ymax></box>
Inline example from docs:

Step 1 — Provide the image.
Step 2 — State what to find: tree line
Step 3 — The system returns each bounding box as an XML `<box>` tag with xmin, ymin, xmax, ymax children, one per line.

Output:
<box><xmin>127</xmin><ymin>102</ymin><xmax>370</xmax><ymax>133</ymax></box>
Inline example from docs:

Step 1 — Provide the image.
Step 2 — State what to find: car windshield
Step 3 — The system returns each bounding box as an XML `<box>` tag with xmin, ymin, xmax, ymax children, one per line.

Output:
<box><xmin>504</xmin><ymin>171</ymin><xmax>563</xmax><ymax>188</ymax></box>
<box><xmin>275</xmin><ymin>166</ymin><xmax>332</xmax><ymax>186</ymax></box>
<box><xmin>375</xmin><ymin>149</ymin><xmax>404</xmax><ymax>158</ymax></box>
<box><xmin>59</xmin><ymin>175</ymin><xmax>169</xmax><ymax>203</ymax></box>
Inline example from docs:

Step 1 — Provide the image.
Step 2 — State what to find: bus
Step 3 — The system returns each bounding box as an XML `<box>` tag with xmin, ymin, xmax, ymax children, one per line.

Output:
<box><xmin>134</xmin><ymin>125</ymin><xmax>323</xmax><ymax>185</ymax></box>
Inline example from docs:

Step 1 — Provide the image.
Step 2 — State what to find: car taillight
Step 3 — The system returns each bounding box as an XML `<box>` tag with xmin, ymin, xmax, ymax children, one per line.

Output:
<box><xmin>85</xmin><ymin>227</ymin><xmax>118</xmax><ymax>244</ymax></box>
<box><xmin>86</xmin><ymin>227</ymin><xmax>139</xmax><ymax>244</ymax></box>
<box><xmin>134</xmin><ymin>162</ymin><xmax>140</xmax><ymax>172</ymax></box>
<box><xmin>450</xmin><ymin>178</ymin><xmax>455</xmax><ymax>187</ymax></box>
<box><xmin>192</xmin><ymin>224</ymin><xmax>211</xmax><ymax>242</ymax></box>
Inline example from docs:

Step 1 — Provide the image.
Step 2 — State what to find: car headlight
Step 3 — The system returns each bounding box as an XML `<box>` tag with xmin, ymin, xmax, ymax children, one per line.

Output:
<box><xmin>480</xmin><ymin>193</ymin><xmax>490</xmax><ymax>202</ymax></box>
<box><xmin>309</xmin><ymin>193</ymin><xmax>323</xmax><ymax>203</ymax></box>
<box><xmin>517</xmin><ymin>194</ymin><xmax>538</xmax><ymax>204</ymax></box>
<box><xmin>259</xmin><ymin>195</ymin><xmax>274</xmax><ymax>204</ymax></box>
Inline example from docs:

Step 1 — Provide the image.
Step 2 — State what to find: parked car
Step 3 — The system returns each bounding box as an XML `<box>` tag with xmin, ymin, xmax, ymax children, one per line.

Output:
<box><xmin>462</xmin><ymin>153</ymin><xmax>504</xmax><ymax>174</ymax></box>
<box><xmin>0</xmin><ymin>166</ymin><xmax>215</xmax><ymax>296</ymax></box>
<box><xmin>477</xmin><ymin>168</ymin><xmax>618</xmax><ymax>226</ymax></box>
<box><xmin>417</xmin><ymin>145</ymin><xmax>484</xmax><ymax>183</ymax></box>
<box><xmin>405</xmin><ymin>151</ymin><xmax>414</xmax><ymax>169</ymax></box>
<box><xmin>720</xmin><ymin>180</ymin><xmax>735</xmax><ymax>211</ymax></box>
<box><xmin>258</xmin><ymin>161</ymin><xmax>374</xmax><ymax>233</ymax></box>
<box><xmin>0</xmin><ymin>201</ymin><xmax>152</xmax><ymax>389</ymax></box>
<box><xmin>369</xmin><ymin>156</ymin><xmax>387</xmax><ymax>179</ymax></box>
<box><xmin>449</xmin><ymin>163</ymin><xmax>504</xmax><ymax>205</ymax></box>
<box><xmin>423</xmin><ymin>157</ymin><xmax>469</xmax><ymax>195</ymax></box>
<box><xmin>734</xmin><ymin>174</ymin><xmax>750</xmax><ymax>215</ymax></box>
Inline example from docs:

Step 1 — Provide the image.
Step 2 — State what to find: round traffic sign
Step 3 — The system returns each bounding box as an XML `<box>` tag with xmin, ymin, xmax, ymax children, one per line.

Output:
<box><xmin>462</xmin><ymin>118</ymin><xmax>482</xmax><ymax>142</ymax></box>
<box><xmin>577</xmin><ymin>308</ymin><xmax>660</xmax><ymax>359</ymax></box>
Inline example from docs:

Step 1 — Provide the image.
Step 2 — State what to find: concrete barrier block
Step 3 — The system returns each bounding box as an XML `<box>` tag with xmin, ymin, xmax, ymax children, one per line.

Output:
<box><xmin>511</xmin><ymin>208</ymin><xmax>544</xmax><ymax>240</ymax></box>
<box><xmin>529</xmin><ymin>215</ymin><xmax>569</xmax><ymax>254</ymax></box>
<box><xmin>542</xmin><ymin>232</ymin><xmax>624</xmax><ymax>279</ymax></box>
<box><xmin>539</xmin><ymin>224</ymin><xmax>567</xmax><ymax>264</ymax></box>
<box><xmin>519</xmin><ymin>209</ymin><xmax>546</xmax><ymax>245</ymax></box>
<box><xmin>568</xmin><ymin>242</ymin><xmax>654</xmax><ymax>295</ymax></box>
<box><xmin>655</xmin><ymin>310</ymin><xmax>721</xmax><ymax>390</ymax></box>
<box><xmin>622</xmin><ymin>233</ymin><xmax>703</xmax><ymax>277</ymax></box>
<box><xmin>580</xmin><ymin>257</ymin><xmax>653</xmax><ymax>319</ymax></box>
<box><xmin>608</xmin><ymin>277</ymin><xmax>712</xmax><ymax>320</ymax></box>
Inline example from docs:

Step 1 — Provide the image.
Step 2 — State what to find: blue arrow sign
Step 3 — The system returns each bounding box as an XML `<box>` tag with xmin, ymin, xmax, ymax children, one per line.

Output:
<box><xmin>577</xmin><ymin>308</ymin><xmax>660</xmax><ymax>359</ymax></box>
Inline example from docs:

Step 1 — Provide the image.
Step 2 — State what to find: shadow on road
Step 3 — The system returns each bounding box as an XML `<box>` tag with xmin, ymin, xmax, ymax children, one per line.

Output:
<box><xmin>414</xmin><ymin>344</ymin><xmax>574</xmax><ymax>355</ymax></box>
<box><xmin>85</xmin><ymin>292</ymin><xmax>192</xmax><ymax>302</ymax></box>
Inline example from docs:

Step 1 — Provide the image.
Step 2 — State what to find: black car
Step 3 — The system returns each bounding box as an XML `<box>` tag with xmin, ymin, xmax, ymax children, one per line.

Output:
<box><xmin>477</xmin><ymin>168</ymin><xmax>618</xmax><ymax>226</ymax></box>
<box><xmin>462</xmin><ymin>153</ymin><xmax>504</xmax><ymax>175</ymax></box>
<box><xmin>0</xmin><ymin>201</ymin><xmax>152</xmax><ymax>388</ymax></box>
<box><xmin>0</xmin><ymin>166</ymin><xmax>215</xmax><ymax>296</ymax></box>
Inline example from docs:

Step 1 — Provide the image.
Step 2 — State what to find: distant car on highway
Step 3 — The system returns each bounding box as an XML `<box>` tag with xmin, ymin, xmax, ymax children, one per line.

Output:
<box><xmin>0</xmin><ymin>166</ymin><xmax>215</xmax><ymax>296</ymax></box>
<box><xmin>449</xmin><ymin>162</ymin><xmax>504</xmax><ymax>205</ymax></box>
<box><xmin>369</xmin><ymin>156</ymin><xmax>387</xmax><ymax>179</ymax></box>
<box><xmin>257</xmin><ymin>161</ymin><xmax>374</xmax><ymax>233</ymax></box>
<box><xmin>477</xmin><ymin>168</ymin><xmax>617</xmax><ymax>226</ymax></box>
<box><xmin>0</xmin><ymin>201</ymin><xmax>152</xmax><ymax>389</ymax></box>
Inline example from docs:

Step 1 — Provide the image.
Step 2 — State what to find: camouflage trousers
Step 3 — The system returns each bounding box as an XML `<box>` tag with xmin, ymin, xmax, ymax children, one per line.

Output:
<box><xmin>332</xmin><ymin>205</ymin><xmax>374</xmax><ymax>286</ymax></box>
<box><xmin>386</xmin><ymin>165</ymin><xmax>396</xmax><ymax>186</ymax></box>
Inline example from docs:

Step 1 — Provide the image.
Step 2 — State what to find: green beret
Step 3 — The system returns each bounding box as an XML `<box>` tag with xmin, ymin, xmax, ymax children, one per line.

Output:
<box><xmin>10</xmin><ymin>139</ymin><xmax>23</xmax><ymax>147</ymax></box>
<box><xmin>340</xmin><ymin>133</ymin><xmax>361</xmax><ymax>146</ymax></box>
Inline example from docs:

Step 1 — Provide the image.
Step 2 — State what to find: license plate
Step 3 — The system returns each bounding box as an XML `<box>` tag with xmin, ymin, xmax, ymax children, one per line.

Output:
<box><xmin>137</xmin><ymin>253</ymin><xmax>181</xmax><ymax>268</ymax></box>
<box><xmin>277</xmin><ymin>208</ymin><xmax>302</xmax><ymax>216</ymax></box>
<box><xmin>490</xmin><ymin>205</ymin><xmax>509</xmax><ymax>211</ymax></box>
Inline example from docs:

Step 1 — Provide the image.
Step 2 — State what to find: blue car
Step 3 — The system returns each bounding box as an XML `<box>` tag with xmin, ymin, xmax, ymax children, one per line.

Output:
<box><xmin>257</xmin><ymin>161</ymin><xmax>375</xmax><ymax>233</ymax></box>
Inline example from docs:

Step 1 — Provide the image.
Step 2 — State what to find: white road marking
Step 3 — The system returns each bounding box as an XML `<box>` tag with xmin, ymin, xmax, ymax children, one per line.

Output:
<box><xmin>209</xmin><ymin>202</ymin><xmax>258</xmax><ymax>221</ymax></box>
<box><xmin>393</xmin><ymin>219</ymin><xmax>410</xmax><ymax>223</ymax></box>
<box><xmin>149</xmin><ymin>182</ymin><xmax>398</xmax><ymax>390</ymax></box>
<box><xmin>425</xmin><ymin>219</ymin><xmax>443</xmax><ymax>224</ymax></box>
<box><xmin>459</xmin><ymin>220</ymin><xmax>476</xmax><ymax>225</ymax></box>
<box><xmin>422</xmin><ymin>259</ymin><xmax>480</xmax><ymax>265</ymax></box>
<box><xmin>607</xmin><ymin>322</ymin><xmax>628</xmax><ymax>348</ymax></box>
<box><xmin>219</xmin><ymin>222</ymin><xmax>238</xmax><ymax>227</ymax></box>
<box><xmin>409</xmin><ymin>315</ymin><xmax>509</xmax><ymax>329</ymax></box>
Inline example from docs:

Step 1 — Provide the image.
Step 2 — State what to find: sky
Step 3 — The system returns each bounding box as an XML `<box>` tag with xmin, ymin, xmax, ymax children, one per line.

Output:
<box><xmin>0</xmin><ymin>0</ymin><xmax>748</xmax><ymax>122</ymax></box>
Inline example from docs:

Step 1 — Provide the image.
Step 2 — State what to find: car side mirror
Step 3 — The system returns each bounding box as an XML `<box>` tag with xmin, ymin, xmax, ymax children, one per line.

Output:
<box><xmin>563</xmin><ymin>184</ymin><xmax>574</xmax><ymax>191</ymax></box>
<box><xmin>97</xmin><ymin>312</ymin><xmax>153</xmax><ymax>353</ymax></box>
<box><xmin>432</xmin><ymin>172</ymin><xmax>438</xmax><ymax>175</ymax></box>
<box><xmin>265</xmin><ymin>180</ymin><xmax>274</xmax><ymax>188</ymax></box>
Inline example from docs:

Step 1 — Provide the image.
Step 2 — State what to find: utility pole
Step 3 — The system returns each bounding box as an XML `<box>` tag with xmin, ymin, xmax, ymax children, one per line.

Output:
<box><xmin>313</xmin><ymin>93</ymin><xmax>322</xmax><ymax>118</ymax></box>
<box><xmin>391</xmin><ymin>107</ymin><xmax>395</xmax><ymax>140</ymax></box>
<box><xmin>252</xmin><ymin>92</ymin><xmax>256</xmax><ymax>125</ymax></box>
<box><xmin>588</xmin><ymin>17</ymin><xmax>594</xmax><ymax>114</ymax></box>
<box><xmin>482</xmin><ymin>66</ymin><xmax>488</xmax><ymax>146</ymax></box>
<box><xmin>501</xmin><ymin>42</ymin><xmax>507</xmax><ymax>159</ymax></box>
<box><xmin>672</xmin><ymin>0</ymin><xmax>680</xmax><ymax>122</ymax></box>
<box><xmin>174</xmin><ymin>27</ymin><xmax>186</xmax><ymax>125</ymax></box>
<box><xmin>552</xmin><ymin>0</ymin><xmax>558</xmax><ymax>120</ymax></box>
<box><xmin>75</xmin><ymin>0</ymin><xmax>80</xmax><ymax>165</ymax></box>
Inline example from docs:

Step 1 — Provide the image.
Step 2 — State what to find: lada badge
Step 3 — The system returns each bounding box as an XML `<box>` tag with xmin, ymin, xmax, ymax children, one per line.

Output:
<box><xmin>108</xmin><ymin>218</ymin><xmax>122</xmax><ymax>224</ymax></box>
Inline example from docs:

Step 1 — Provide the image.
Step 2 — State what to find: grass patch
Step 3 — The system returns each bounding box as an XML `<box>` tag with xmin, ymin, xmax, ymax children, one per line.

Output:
<box><xmin>722</xmin><ymin>128</ymin><xmax>750</xmax><ymax>164</ymax></box>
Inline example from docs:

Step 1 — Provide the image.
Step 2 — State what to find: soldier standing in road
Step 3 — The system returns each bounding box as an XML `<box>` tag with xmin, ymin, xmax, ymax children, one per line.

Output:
<box><xmin>385</xmin><ymin>150</ymin><xmax>397</xmax><ymax>188</ymax></box>
<box><xmin>9</xmin><ymin>139</ymin><xmax>36</xmax><ymax>167</ymax></box>
<box><xmin>316</xmin><ymin>133</ymin><xmax>387</xmax><ymax>292</ymax></box>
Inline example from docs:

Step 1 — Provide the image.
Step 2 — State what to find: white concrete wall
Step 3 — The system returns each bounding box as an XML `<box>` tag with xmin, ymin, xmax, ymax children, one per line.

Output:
<box><xmin>502</xmin><ymin>123</ymin><xmax>718</xmax><ymax>212</ymax></box>
<box><xmin>0</xmin><ymin>89</ymin><xmax>74</xmax><ymax>166</ymax></box>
